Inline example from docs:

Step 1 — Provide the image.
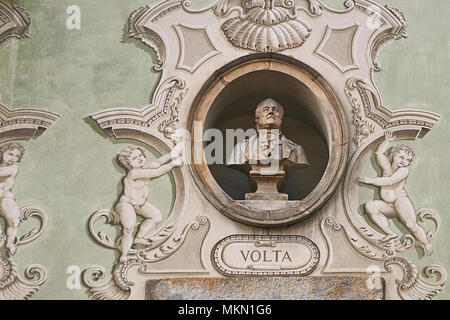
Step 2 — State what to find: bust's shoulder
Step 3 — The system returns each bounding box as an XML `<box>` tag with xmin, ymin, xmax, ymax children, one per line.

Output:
<box><xmin>281</xmin><ymin>135</ymin><xmax>301</xmax><ymax>149</ymax></box>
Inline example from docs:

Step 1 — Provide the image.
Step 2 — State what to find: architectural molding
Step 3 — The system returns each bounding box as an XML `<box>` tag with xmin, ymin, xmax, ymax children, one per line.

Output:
<box><xmin>315</xmin><ymin>24</ymin><xmax>360</xmax><ymax>73</ymax></box>
<box><xmin>345</xmin><ymin>78</ymin><xmax>440</xmax><ymax>147</ymax></box>
<box><xmin>0</xmin><ymin>103</ymin><xmax>59</xmax><ymax>143</ymax></box>
<box><xmin>0</xmin><ymin>0</ymin><xmax>31</xmax><ymax>49</ymax></box>
<box><xmin>173</xmin><ymin>24</ymin><xmax>221</xmax><ymax>73</ymax></box>
<box><xmin>92</xmin><ymin>77</ymin><xmax>187</xmax><ymax>146</ymax></box>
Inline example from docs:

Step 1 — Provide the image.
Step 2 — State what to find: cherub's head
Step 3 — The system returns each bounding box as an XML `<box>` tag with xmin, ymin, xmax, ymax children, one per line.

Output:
<box><xmin>0</xmin><ymin>142</ymin><xmax>25</xmax><ymax>165</ymax></box>
<box><xmin>389</xmin><ymin>144</ymin><xmax>415</xmax><ymax>168</ymax></box>
<box><xmin>255</xmin><ymin>98</ymin><xmax>284</xmax><ymax>130</ymax></box>
<box><xmin>118</xmin><ymin>145</ymin><xmax>147</xmax><ymax>170</ymax></box>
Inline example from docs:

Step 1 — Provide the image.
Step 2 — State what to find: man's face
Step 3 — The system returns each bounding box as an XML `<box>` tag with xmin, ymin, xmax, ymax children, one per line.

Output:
<box><xmin>256</xmin><ymin>104</ymin><xmax>283</xmax><ymax>129</ymax></box>
<box><xmin>392</xmin><ymin>150</ymin><xmax>413</xmax><ymax>168</ymax></box>
<box><xmin>2</xmin><ymin>148</ymin><xmax>21</xmax><ymax>165</ymax></box>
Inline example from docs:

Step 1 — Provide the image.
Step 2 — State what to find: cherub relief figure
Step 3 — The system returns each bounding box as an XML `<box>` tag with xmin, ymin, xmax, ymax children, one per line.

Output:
<box><xmin>359</xmin><ymin>131</ymin><xmax>433</xmax><ymax>255</ymax></box>
<box><xmin>115</xmin><ymin>145</ymin><xmax>183</xmax><ymax>263</ymax></box>
<box><xmin>0</xmin><ymin>142</ymin><xmax>25</xmax><ymax>256</ymax></box>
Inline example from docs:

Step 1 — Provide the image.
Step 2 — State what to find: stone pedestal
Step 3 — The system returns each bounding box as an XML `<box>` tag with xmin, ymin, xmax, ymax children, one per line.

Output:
<box><xmin>145</xmin><ymin>277</ymin><xmax>385</xmax><ymax>300</ymax></box>
<box><xmin>245</xmin><ymin>164</ymin><xmax>288</xmax><ymax>201</ymax></box>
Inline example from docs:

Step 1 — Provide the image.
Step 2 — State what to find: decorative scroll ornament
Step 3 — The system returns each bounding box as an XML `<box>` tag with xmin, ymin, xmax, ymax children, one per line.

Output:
<box><xmin>136</xmin><ymin>216</ymin><xmax>209</xmax><ymax>263</ymax></box>
<box><xmin>214</xmin><ymin>0</ymin><xmax>312</xmax><ymax>52</ymax></box>
<box><xmin>84</xmin><ymin>216</ymin><xmax>209</xmax><ymax>300</ymax></box>
<box><xmin>129</xmin><ymin>5</ymin><xmax>166</xmax><ymax>71</ymax></box>
<box><xmin>385</xmin><ymin>257</ymin><xmax>447</xmax><ymax>300</ymax></box>
<box><xmin>371</xmin><ymin>5</ymin><xmax>407</xmax><ymax>71</ymax></box>
<box><xmin>0</xmin><ymin>257</ymin><xmax>47</xmax><ymax>300</ymax></box>
<box><xmin>0</xmin><ymin>1</ymin><xmax>31</xmax><ymax>49</ymax></box>
<box><xmin>321</xmin><ymin>217</ymin><xmax>394</xmax><ymax>261</ymax></box>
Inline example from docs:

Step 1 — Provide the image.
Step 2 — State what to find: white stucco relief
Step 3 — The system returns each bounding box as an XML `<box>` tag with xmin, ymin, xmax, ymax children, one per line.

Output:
<box><xmin>83</xmin><ymin>0</ymin><xmax>446</xmax><ymax>300</ymax></box>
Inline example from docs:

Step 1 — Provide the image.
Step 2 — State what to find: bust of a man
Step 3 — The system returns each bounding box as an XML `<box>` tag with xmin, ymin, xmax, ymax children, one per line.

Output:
<box><xmin>227</xmin><ymin>98</ymin><xmax>309</xmax><ymax>200</ymax></box>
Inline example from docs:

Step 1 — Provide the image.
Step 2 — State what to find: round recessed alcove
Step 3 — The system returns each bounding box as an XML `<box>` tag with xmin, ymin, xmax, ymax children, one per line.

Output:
<box><xmin>188</xmin><ymin>53</ymin><xmax>349</xmax><ymax>227</ymax></box>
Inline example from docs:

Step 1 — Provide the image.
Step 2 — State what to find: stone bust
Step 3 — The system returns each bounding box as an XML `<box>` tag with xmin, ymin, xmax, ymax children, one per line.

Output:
<box><xmin>227</xmin><ymin>98</ymin><xmax>310</xmax><ymax>200</ymax></box>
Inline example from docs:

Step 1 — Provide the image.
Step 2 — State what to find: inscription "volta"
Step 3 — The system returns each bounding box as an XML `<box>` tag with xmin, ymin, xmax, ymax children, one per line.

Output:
<box><xmin>212</xmin><ymin>235</ymin><xmax>320</xmax><ymax>276</ymax></box>
<box><xmin>240</xmin><ymin>250</ymin><xmax>292</xmax><ymax>263</ymax></box>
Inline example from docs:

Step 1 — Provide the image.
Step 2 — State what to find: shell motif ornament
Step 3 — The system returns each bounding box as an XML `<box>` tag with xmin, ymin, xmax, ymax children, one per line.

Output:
<box><xmin>220</xmin><ymin>0</ymin><xmax>311</xmax><ymax>52</ymax></box>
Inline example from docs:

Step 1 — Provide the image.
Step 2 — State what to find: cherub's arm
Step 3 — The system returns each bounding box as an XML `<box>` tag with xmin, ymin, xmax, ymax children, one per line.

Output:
<box><xmin>359</xmin><ymin>167</ymin><xmax>409</xmax><ymax>187</ymax></box>
<box><xmin>375</xmin><ymin>131</ymin><xmax>395</xmax><ymax>172</ymax></box>
<box><xmin>0</xmin><ymin>165</ymin><xmax>18</xmax><ymax>178</ymax></box>
<box><xmin>145</xmin><ymin>153</ymin><xmax>172</xmax><ymax>169</ymax></box>
<box><xmin>144</xmin><ymin>145</ymin><xmax>183</xmax><ymax>169</ymax></box>
<box><xmin>131</xmin><ymin>158</ymin><xmax>182</xmax><ymax>180</ymax></box>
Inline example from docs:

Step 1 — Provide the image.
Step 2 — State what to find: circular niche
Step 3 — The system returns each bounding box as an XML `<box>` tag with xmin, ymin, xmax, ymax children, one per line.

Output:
<box><xmin>189</xmin><ymin>54</ymin><xmax>349</xmax><ymax>227</ymax></box>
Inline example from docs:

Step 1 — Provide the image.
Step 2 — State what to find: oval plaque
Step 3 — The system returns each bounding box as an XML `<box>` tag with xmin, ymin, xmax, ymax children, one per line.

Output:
<box><xmin>212</xmin><ymin>235</ymin><xmax>320</xmax><ymax>276</ymax></box>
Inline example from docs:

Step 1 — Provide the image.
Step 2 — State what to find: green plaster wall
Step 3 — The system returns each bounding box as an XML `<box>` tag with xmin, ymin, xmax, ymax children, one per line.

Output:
<box><xmin>0</xmin><ymin>0</ymin><xmax>448</xmax><ymax>299</ymax></box>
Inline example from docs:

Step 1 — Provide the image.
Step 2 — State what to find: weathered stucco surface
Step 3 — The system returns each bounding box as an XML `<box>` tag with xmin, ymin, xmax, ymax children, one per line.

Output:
<box><xmin>145</xmin><ymin>277</ymin><xmax>385</xmax><ymax>300</ymax></box>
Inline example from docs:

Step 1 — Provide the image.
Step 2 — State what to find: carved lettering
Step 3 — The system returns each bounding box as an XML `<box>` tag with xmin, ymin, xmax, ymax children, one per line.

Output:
<box><xmin>250</xmin><ymin>250</ymin><xmax>261</xmax><ymax>262</ymax></box>
<box><xmin>240</xmin><ymin>250</ymin><xmax>250</xmax><ymax>261</ymax></box>
<box><xmin>282</xmin><ymin>251</ymin><xmax>292</xmax><ymax>262</ymax></box>
<box><xmin>240</xmin><ymin>249</ymin><xmax>293</xmax><ymax>263</ymax></box>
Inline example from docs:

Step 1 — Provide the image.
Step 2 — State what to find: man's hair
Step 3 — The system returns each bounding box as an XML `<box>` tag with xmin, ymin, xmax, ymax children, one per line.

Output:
<box><xmin>389</xmin><ymin>144</ymin><xmax>415</xmax><ymax>163</ymax></box>
<box><xmin>0</xmin><ymin>142</ymin><xmax>25</xmax><ymax>162</ymax></box>
<box><xmin>255</xmin><ymin>98</ymin><xmax>284</xmax><ymax>119</ymax></box>
<box><xmin>255</xmin><ymin>98</ymin><xmax>284</xmax><ymax>131</ymax></box>
<box><xmin>118</xmin><ymin>145</ymin><xmax>146</xmax><ymax>170</ymax></box>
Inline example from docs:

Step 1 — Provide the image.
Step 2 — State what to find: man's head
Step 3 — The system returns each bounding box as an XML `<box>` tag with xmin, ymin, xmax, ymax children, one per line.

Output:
<box><xmin>255</xmin><ymin>98</ymin><xmax>284</xmax><ymax>130</ymax></box>
<box><xmin>118</xmin><ymin>145</ymin><xmax>147</xmax><ymax>170</ymax></box>
<box><xmin>0</xmin><ymin>142</ymin><xmax>25</xmax><ymax>165</ymax></box>
<box><xmin>389</xmin><ymin>144</ymin><xmax>415</xmax><ymax>168</ymax></box>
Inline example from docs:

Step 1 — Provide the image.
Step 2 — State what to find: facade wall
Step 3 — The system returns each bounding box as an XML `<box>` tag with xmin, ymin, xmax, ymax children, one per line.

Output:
<box><xmin>0</xmin><ymin>0</ymin><xmax>448</xmax><ymax>299</ymax></box>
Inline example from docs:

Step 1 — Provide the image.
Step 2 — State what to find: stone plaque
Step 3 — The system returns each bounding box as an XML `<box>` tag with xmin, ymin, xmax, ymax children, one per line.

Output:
<box><xmin>212</xmin><ymin>235</ymin><xmax>319</xmax><ymax>276</ymax></box>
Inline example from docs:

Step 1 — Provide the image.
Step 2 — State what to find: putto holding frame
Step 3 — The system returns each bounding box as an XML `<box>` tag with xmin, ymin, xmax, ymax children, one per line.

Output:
<box><xmin>0</xmin><ymin>142</ymin><xmax>25</xmax><ymax>256</ymax></box>
<box><xmin>359</xmin><ymin>131</ymin><xmax>433</xmax><ymax>255</ymax></box>
<box><xmin>114</xmin><ymin>145</ymin><xmax>183</xmax><ymax>263</ymax></box>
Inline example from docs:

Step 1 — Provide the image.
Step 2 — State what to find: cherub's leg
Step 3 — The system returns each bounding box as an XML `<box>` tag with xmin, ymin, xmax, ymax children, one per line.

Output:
<box><xmin>395</xmin><ymin>197</ymin><xmax>432</xmax><ymax>255</ymax></box>
<box><xmin>364</xmin><ymin>200</ymin><xmax>397</xmax><ymax>241</ymax></box>
<box><xmin>0</xmin><ymin>198</ymin><xmax>21</xmax><ymax>255</ymax></box>
<box><xmin>135</xmin><ymin>202</ymin><xmax>163</xmax><ymax>243</ymax></box>
<box><xmin>115</xmin><ymin>202</ymin><xmax>137</xmax><ymax>263</ymax></box>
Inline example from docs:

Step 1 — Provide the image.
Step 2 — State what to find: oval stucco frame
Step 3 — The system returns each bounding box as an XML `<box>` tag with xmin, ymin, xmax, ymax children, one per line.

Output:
<box><xmin>188</xmin><ymin>53</ymin><xmax>349</xmax><ymax>227</ymax></box>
